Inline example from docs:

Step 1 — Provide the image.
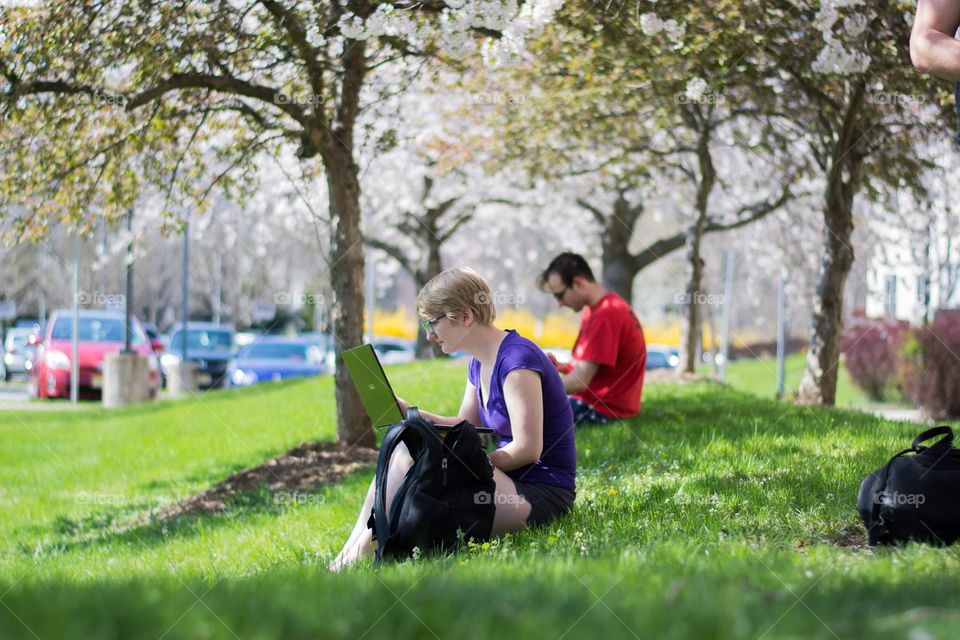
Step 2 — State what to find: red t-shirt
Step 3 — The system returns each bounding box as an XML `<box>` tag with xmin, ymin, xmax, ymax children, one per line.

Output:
<box><xmin>571</xmin><ymin>292</ymin><xmax>647</xmax><ymax>418</ymax></box>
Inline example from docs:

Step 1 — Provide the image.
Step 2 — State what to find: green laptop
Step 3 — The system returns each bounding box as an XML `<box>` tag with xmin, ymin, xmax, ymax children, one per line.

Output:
<box><xmin>342</xmin><ymin>344</ymin><xmax>405</xmax><ymax>428</ymax></box>
<box><xmin>342</xmin><ymin>343</ymin><xmax>493</xmax><ymax>433</ymax></box>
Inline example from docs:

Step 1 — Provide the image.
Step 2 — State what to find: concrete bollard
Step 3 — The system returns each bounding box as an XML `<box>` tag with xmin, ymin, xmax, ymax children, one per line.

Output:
<box><xmin>167</xmin><ymin>361</ymin><xmax>198</xmax><ymax>397</ymax></box>
<box><xmin>103</xmin><ymin>351</ymin><xmax>151</xmax><ymax>408</ymax></box>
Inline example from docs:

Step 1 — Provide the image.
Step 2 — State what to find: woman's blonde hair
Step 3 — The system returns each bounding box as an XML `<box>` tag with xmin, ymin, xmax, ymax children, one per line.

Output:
<box><xmin>417</xmin><ymin>267</ymin><xmax>496</xmax><ymax>326</ymax></box>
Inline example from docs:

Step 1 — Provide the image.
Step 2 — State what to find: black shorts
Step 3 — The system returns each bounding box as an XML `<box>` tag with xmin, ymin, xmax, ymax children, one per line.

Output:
<box><xmin>511</xmin><ymin>479</ymin><xmax>576</xmax><ymax>526</ymax></box>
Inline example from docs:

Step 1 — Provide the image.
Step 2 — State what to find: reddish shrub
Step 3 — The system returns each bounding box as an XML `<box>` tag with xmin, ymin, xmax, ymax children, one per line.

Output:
<box><xmin>901</xmin><ymin>311</ymin><xmax>960</xmax><ymax>419</ymax></box>
<box><xmin>840</xmin><ymin>313</ymin><xmax>907</xmax><ymax>401</ymax></box>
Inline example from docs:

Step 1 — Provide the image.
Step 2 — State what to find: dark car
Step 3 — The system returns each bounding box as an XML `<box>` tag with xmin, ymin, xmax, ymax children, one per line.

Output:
<box><xmin>161</xmin><ymin>322</ymin><xmax>235</xmax><ymax>389</ymax></box>
<box><xmin>227</xmin><ymin>337</ymin><xmax>326</xmax><ymax>387</ymax></box>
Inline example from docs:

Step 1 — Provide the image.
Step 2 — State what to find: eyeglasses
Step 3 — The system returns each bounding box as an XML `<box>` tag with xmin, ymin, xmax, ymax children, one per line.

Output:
<box><xmin>552</xmin><ymin>286</ymin><xmax>569</xmax><ymax>301</ymax></box>
<box><xmin>421</xmin><ymin>315</ymin><xmax>446</xmax><ymax>335</ymax></box>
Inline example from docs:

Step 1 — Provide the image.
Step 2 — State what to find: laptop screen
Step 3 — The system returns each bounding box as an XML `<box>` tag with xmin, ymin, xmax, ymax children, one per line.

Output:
<box><xmin>342</xmin><ymin>344</ymin><xmax>405</xmax><ymax>428</ymax></box>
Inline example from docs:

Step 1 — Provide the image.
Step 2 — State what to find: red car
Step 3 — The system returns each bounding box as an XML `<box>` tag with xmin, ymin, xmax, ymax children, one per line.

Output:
<box><xmin>29</xmin><ymin>310</ymin><xmax>161</xmax><ymax>400</ymax></box>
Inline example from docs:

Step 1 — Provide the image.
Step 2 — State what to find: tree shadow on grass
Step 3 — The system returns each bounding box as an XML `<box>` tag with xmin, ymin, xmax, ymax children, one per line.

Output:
<box><xmin>26</xmin><ymin>439</ymin><xmax>377</xmax><ymax>558</ymax></box>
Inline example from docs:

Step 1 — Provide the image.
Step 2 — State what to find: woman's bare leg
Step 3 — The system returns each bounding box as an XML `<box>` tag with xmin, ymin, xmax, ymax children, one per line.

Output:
<box><xmin>490</xmin><ymin>467</ymin><xmax>533</xmax><ymax>535</ymax></box>
<box><xmin>329</xmin><ymin>444</ymin><xmax>413</xmax><ymax>571</ymax></box>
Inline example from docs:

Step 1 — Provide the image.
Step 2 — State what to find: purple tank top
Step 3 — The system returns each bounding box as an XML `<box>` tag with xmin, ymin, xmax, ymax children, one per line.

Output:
<box><xmin>467</xmin><ymin>330</ymin><xmax>576</xmax><ymax>490</ymax></box>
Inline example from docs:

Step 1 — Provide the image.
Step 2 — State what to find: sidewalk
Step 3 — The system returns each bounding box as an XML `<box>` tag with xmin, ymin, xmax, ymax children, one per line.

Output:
<box><xmin>863</xmin><ymin>406</ymin><xmax>927</xmax><ymax>424</ymax></box>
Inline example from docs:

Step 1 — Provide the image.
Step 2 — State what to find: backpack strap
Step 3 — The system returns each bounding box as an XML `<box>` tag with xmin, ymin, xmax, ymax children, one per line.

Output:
<box><xmin>911</xmin><ymin>426</ymin><xmax>953</xmax><ymax>452</ymax></box>
<box><xmin>370</xmin><ymin>407</ymin><xmax>439</xmax><ymax>564</ymax></box>
<box><xmin>372</xmin><ymin>421</ymin><xmax>411</xmax><ymax>564</ymax></box>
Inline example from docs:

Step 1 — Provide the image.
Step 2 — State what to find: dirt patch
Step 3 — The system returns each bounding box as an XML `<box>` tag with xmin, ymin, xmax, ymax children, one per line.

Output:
<box><xmin>796</xmin><ymin>524</ymin><xmax>870</xmax><ymax>551</ymax></box>
<box><xmin>159</xmin><ymin>441</ymin><xmax>378</xmax><ymax>520</ymax></box>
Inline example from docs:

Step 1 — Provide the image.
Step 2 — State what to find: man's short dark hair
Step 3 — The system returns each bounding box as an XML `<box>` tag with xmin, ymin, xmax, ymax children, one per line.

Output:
<box><xmin>537</xmin><ymin>252</ymin><xmax>596</xmax><ymax>289</ymax></box>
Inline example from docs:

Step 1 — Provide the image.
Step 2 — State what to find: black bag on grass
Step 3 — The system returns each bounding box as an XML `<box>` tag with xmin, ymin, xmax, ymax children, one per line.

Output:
<box><xmin>367</xmin><ymin>408</ymin><xmax>496</xmax><ymax>563</ymax></box>
<box><xmin>857</xmin><ymin>426</ymin><xmax>960</xmax><ymax>546</ymax></box>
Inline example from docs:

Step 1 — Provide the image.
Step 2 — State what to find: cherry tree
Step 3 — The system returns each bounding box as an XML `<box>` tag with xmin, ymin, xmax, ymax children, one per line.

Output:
<box><xmin>0</xmin><ymin>0</ymin><xmax>563</xmax><ymax>446</ymax></box>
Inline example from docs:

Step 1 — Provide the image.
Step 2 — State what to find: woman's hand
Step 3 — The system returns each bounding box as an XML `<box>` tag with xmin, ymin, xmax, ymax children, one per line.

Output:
<box><xmin>396</xmin><ymin>396</ymin><xmax>411</xmax><ymax>416</ymax></box>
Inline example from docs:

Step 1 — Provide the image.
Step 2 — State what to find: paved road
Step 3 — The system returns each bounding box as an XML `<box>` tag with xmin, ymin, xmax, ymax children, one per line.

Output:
<box><xmin>0</xmin><ymin>382</ymin><xmax>30</xmax><ymax>403</ymax></box>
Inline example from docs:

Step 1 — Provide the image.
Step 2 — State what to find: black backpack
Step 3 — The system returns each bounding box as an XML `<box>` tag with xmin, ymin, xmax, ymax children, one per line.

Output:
<box><xmin>368</xmin><ymin>408</ymin><xmax>496</xmax><ymax>563</ymax></box>
<box><xmin>857</xmin><ymin>426</ymin><xmax>960</xmax><ymax>546</ymax></box>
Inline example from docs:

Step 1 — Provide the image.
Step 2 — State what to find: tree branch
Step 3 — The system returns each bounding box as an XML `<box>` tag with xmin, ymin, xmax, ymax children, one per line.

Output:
<box><xmin>257</xmin><ymin>0</ymin><xmax>325</xmax><ymax>104</ymax></box>
<box><xmin>364</xmin><ymin>236</ymin><xmax>416</xmax><ymax>277</ymax></box>
<box><xmin>576</xmin><ymin>197</ymin><xmax>608</xmax><ymax>226</ymax></box>
<box><xmin>126</xmin><ymin>72</ymin><xmax>308</xmax><ymax>125</ymax></box>
<box><xmin>438</xmin><ymin>206</ymin><xmax>476</xmax><ymax>243</ymax></box>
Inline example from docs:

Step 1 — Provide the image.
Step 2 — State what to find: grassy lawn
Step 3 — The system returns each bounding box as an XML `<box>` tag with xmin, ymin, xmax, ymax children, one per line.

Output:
<box><xmin>2</xmin><ymin>360</ymin><xmax>960</xmax><ymax>639</ymax></box>
<box><xmin>715</xmin><ymin>353</ymin><xmax>911</xmax><ymax>409</ymax></box>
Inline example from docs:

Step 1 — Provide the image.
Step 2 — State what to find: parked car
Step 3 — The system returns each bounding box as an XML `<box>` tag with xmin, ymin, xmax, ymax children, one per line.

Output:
<box><xmin>300</xmin><ymin>332</ymin><xmax>336</xmax><ymax>372</ymax></box>
<box><xmin>227</xmin><ymin>337</ymin><xmax>327</xmax><ymax>387</ymax></box>
<box><xmin>141</xmin><ymin>322</ymin><xmax>164</xmax><ymax>354</ymax></box>
<box><xmin>2</xmin><ymin>328</ymin><xmax>36</xmax><ymax>381</ymax></box>
<box><xmin>370</xmin><ymin>337</ymin><xmax>416</xmax><ymax>365</ymax></box>
<box><xmin>29</xmin><ymin>310</ymin><xmax>161</xmax><ymax>400</ymax></box>
<box><xmin>161</xmin><ymin>322</ymin><xmax>236</xmax><ymax>389</ymax></box>
<box><xmin>646</xmin><ymin>345</ymin><xmax>680</xmax><ymax>370</ymax></box>
<box><xmin>234</xmin><ymin>331</ymin><xmax>261</xmax><ymax>348</ymax></box>
<box><xmin>13</xmin><ymin>318</ymin><xmax>42</xmax><ymax>330</ymax></box>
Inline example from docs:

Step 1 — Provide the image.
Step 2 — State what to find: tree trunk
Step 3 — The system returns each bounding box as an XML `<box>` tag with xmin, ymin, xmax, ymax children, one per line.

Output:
<box><xmin>325</xmin><ymin>154</ymin><xmax>373</xmax><ymax>447</ymax></box>
<box><xmin>681</xmin><ymin>128</ymin><xmax>716</xmax><ymax>374</ymax></box>
<box><xmin>603</xmin><ymin>250</ymin><xmax>639</xmax><ymax>306</ymax></box>
<box><xmin>796</xmin><ymin>163</ymin><xmax>861</xmax><ymax>405</ymax></box>
<box><xmin>598</xmin><ymin>192</ymin><xmax>643</xmax><ymax>305</ymax></box>
<box><xmin>320</xmin><ymin>39</ymin><xmax>373</xmax><ymax>448</ymax></box>
<box><xmin>415</xmin><ymin>240</ymin><xmax>444</xmax><ymax>359</ymax></box>
<box><xmin>797</xmin><ymin>83</ymin><xmax>866</xmax><ymax>406</ymax></box>
<box><xmin>681</xmin><ymin>213</ymin><xmax>708</xmax><ymax>374</ymax></box>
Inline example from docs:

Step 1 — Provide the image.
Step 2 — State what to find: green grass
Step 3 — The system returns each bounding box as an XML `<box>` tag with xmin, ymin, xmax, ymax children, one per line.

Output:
<box><xmin>2</xmin><ymin>360</ymin><xmax>960</xmax><ymax>639</ymax></box>
<box><xmin>715</xmin><ymin>353</ymin><xmax>910</xmax><ymax>409</ymax></box>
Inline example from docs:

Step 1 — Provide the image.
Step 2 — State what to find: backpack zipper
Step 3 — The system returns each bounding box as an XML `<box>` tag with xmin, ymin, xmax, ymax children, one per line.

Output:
<box><xmin>441</xmin><ymin>457</ymin><xmax>448</xmax><ymax>486</ymax></box>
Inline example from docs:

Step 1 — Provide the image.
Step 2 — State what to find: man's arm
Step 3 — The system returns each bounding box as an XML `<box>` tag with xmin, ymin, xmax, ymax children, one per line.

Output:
<box><xmin>561</xmin><ymin>359</ymin><xmax>599</xmax><ymax>394</ymax></box>
<box><xmin>911</xmin><ymin>0</ymin><xmax>960</xmax><ymax>81</ymax></box>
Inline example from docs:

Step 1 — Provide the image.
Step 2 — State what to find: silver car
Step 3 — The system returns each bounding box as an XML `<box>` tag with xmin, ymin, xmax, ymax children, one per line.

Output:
<box><xmin>2</xmin><ymin>328</ymin><xmax>36</xmax><ymax>381</ymax></box>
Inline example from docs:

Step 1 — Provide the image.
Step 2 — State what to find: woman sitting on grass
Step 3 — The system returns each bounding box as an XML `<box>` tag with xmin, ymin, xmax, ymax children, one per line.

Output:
<box><xmin>330</xmin><ymin>267</ymin><xmax>576</xmax><ymax>571</ymax></box>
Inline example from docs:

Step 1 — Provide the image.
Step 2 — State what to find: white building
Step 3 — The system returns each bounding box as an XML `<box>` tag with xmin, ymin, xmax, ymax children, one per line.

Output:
<box><xmin>865</xmin><ymin>169</ymin><xmax>960</xmax><ymax>323</ymax></box>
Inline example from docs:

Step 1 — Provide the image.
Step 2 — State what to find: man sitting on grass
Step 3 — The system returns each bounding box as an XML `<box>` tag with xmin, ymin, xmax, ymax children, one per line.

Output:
<box><xmin>537</xmin><ymin>252</ymin><xmax>647</xmax><ymax>426</ymax></box>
